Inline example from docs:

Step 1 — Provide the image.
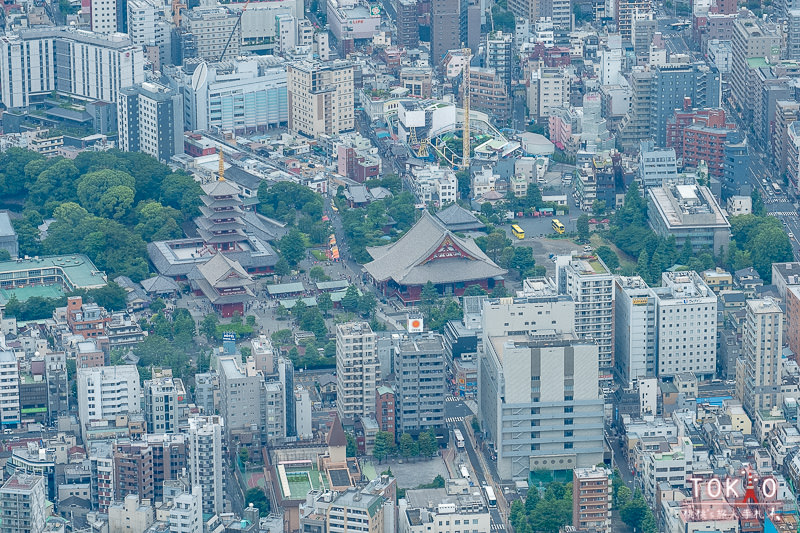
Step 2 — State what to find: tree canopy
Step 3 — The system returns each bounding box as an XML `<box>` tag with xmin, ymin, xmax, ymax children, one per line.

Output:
<box><xmin>6</xmin><ymin>149</ymin><xmax>202</xmax><ymax>282</ymax></box>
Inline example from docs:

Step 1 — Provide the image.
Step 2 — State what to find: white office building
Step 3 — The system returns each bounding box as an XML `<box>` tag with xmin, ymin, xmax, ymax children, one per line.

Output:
<box><xmin>638</xmin><ymin>141</ymin><xmax>678</xmax><ymax>188</ymax></box>
<box><xmin>614</xmin><ymin>276</ymin><xmax>657</xmax><ymax>387</ymax></box>
<box><xmin>182</xmin><ymin>7</ymin><xmax>241</xmax><ymax>60</ymax></box>
<box><xmin>653</xmin><ymin>271</ymin><xmax>717</xmax><ymax>379</ymax></box>
<box><xmin>170</xmin><ymin>486</ymin><xmax>204</xmax><ymax>533</ymax></box>
<box><xmin>127</xmin><ymin>0</ymin><xmax>171</xmax><ymax>64</ymax></box>
<box><xmin>555</xmin><ymin>253</ymin><xmax>615</xmax><ymax>382</ymax></box>
<box><xmin>0</xmin><ymin>351</ymin><xmax>20</xmax><ymax>428</ymax></box>
<box><xmin>172</xmin><ymin>58</ymin><xmax>288</xmax><ymax>133</ymax></box>
<box><xmin>87</xmin><ymin>0</ymin><xmax>119</xmax><ymax>33</ymax></box>
<box><xmin>187</xmin><ymin>415</ymin><xmax>225</xmax><ymax>516</ymax></box>
<box><xmin>287</xmin><ymin>60</ymin><xmax>355</xmax><ymax>138</ymax></box>
<box><xmin>0</xmin><ymin>28</ymin><xmax>144</xmax><ymax>109</ymax></box>
<box><xmin>408</xmin><ymin>164</ymin><xmax>459</xmax><ymax>207</ymax></box>
<box><xmin>295</xmin><ymin>386</ymin><xmax>312</xmax><ymax>440</ymax></box>
<box><xmin>77</xmin><ymin>365</ymin><xmax>141</xmax><ymax>440</ymax></box>
<box><xmin>400</xmin><ymin>488</ymin><xmax>490</xmax><ymax>533</ymax></box>
<box><xmin>482</xmin><ymin>278</ymin><xmax>576</xmax><ymax>339</ymax></box>
<box><xmin>336</xmin><ymin>322</ymin><xmax>378</xmax><ymax>420</ymax></box>
<box><xmin>478</xmin><ymin>283</ymin><xmax>603</xmax><ymax>480</ymax></box>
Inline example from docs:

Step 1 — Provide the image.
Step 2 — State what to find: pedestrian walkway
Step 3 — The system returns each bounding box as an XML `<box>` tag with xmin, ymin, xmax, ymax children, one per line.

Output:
<box><xmin>769</xmin><ymin>211</ymin><xmax>798</xmax><ymax>216</ymax></box>
<box><xmin>445</xmin><ymin>396</ymin><xmax>461</xmax><ymax>402</ymax></box>
<box><xmin>446</xmin><ymin>416</ymin><xmax>465</xmax><ymax>423</ymax></box>
<box><xmin>491</xmin><ymin>524</ymin><xmax>505</xmax><ymax>531</ymax></box>
<box><xmin>464</xmin><ymin>400</ymin><xmax>478</xmax><ymax>414</ymax></box>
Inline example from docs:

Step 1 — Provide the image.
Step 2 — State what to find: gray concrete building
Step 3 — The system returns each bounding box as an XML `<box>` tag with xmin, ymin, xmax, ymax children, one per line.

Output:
<box><xmin>181</xmin><ymin>7</ymin><xmax>241</xmax><ymax>60</ymax></box>
<box><xmin>217</xmin><ymin>356</ymin><xmax>263</xmax><ymax>442</ymax></box>
<box><xmin>393</xmin><ymin>333</ymin><xmax>447</xmax><ymax>433</ymax></box>
<box><xmin>647</xmin><ymin>178</ymin><xmax>731</xmax><ymax>255</ymax></box>
<box><xmin>479</xmin><ymin>332</ymin><xmax>604</xmax><ymax>480</ymax></box>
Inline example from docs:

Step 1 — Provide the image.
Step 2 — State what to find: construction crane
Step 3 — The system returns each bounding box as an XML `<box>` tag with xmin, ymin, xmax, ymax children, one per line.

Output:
<box><xmin>219</xmin><ymin>0</ymin><xmax>251</xmax><ymax>61</ymax></box>
<box><xmin>462</xmin><ymin>47</ymin><xmax>471</xmax><ymax>170</ymax></box>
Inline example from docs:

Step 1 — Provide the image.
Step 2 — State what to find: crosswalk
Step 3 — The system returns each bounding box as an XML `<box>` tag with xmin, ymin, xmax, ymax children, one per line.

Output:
<box><xmin>769</xmin><ymin>211</ymin><xmax>798</xmax><ymax>217</ymax></box>
<box><xmin>446</xmin><ymin>416</ymin><xmax>465</xmax><ymax>423</ymax></box>
<box><xmin>491</xmin><ymin>524</ymin><xmax>505</xmax><ymax>531</ymax></box>
<box><xmin>446</xmin><ymin>396</ymin><xmax>461</xmax><ymax>403</ymax></box>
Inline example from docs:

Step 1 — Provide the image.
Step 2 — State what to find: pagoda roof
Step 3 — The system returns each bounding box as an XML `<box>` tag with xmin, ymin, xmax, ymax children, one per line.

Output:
<box><xmin>196</xmin><ymin>218</ymin><xmax>245</xmax><ymax>233</ymax></box>
<box><xmin>200</xmin><ymin>196</ymin><xmax>244</xmax><ymax>209</ymax></box>
<box><xmin>201</xmin><ymin>180</ymin><xmax>242</xmax><ymax>198</ymax></box>
<box><xmin>196</xmin><ymin>229</ymin><xmax>249</xmax><ymax>244</ymax></box>
<box><xmin>363</xmin><ymin>211</ymin><xmax>506</xmax><ymax>286</ymax></box>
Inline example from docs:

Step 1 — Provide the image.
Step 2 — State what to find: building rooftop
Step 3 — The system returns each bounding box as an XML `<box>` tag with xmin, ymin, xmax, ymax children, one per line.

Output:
<box><xmin>1</xmin><ymin>474</ymin><xmax>43</xmax><ymax>493</ymax></box>
<box><xmin>655</xmin><ymin>271</ymin><xmax>714</xmax><ymax>300</ymax></box>
<box><xmin>648</xmin><ymin>181</ymin><xmax>730</xmax><ymax>229</ymax></box>
<box><xmin>0</xmin><ymin>283</ymin><xmax>65</xmax><ymax>306</ymax></box>
<box><xmin>0</xmin><ymin>254</ymin><xmax>106</xmax><ymax>290</ymax></box>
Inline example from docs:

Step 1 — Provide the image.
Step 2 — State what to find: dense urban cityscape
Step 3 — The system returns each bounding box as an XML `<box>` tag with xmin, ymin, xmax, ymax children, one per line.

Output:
<box><xmin>0</xmin><ymin>0</ymin><xmax>799</xmax><ymax>530</ymax></box>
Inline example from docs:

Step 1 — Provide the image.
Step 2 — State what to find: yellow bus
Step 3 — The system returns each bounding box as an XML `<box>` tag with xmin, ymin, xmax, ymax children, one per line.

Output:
<box><xmin>511</xmin><ymin>224</ymin><xmax>525</xmax><ymax>239</ymax></box>
<box><xmin>552</xmin><ymin>219</ymin><xmax>565</xmax><ymax>234</ymax></box>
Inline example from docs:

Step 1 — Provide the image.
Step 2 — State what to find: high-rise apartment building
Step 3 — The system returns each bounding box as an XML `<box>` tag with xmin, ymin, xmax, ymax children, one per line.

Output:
<box><xmin>44</xmin><ymin>350</ymin><xmax>68</xmax><ymax>426</ymax></box>
<box><xmin>572</xmin><ymin>467</ymin><xmax>612</xmax><ymax>533</ymax></box>
<box><xmin>187</xmin><ymin>415</ymin><xmax>225</xmax><ymax>516</ymax></box>
<box><xmin>375</xmin><ymin>386</ymin><xmax>396</xmax><ymax>442</ymax></box>
<box><xmin>556</xmin><ymin>253</ymin><xmax>614</xmax><ymax>382</ymax></box>
<box><xmin>614</xmin><ymin>276</ymin><xmax>657</xmax><ymax>387</ymax></box>
<box><xmin>485</xmin><ymin>32</ymin><xmax>513</xmax><ymax>88</ymax></box>
<box><xmin>336</xmin><ymin>322</ymin><xmax>378</xmax><ymax>421</ymax></box>
<box><xmin>738</xmin><ymin>299</ymin><xmax>784</xmax><ymax>417</ymax></box>
<box><xmin>77</xmin><ymin>365</ymin><xmax>141</xmax><ymax>441</ymax></box>
<box><xmin>142</xmin><ymin>433</ymin><xmax>188</xmax><ymax>502</ymax></box>
<box><xmin>127</xmin><ymin>0</ymin><xmax>158</xmax><ymax>44</ymax></box>
<box><xmin>730</xmin><ymin>18</ymin><xmax>780</xmax><ymax>124</ymax></box>
<box><xmin>393</xmin><ymin>0</ymin><xmax>419</xmax><ymax>49</ymax></box>
<box><xmin>89</xmin><ymin>442</ymin><xmax>114</xmax><ymax>512</ymax></box>
<box><xmin>789</xmin><ymin>10</ymin><xmax>800</xmax><ymax>60</ymax></box>
<box><xmin>617</xmin><ymin>69</ymin><xmax>655</xmax><ymax>152</ymax></box>
<box><xmin>529</xmin><ymin>67</ymin><xmax>571</xmax><ymax>119</ymax></box>
<box><xmin>0</xmin><ymin>28</ymin><xmax>145</xmax><ymax>108</ymax></box>
<box><xmin>653</xmin><ymin>271</ymin><xmax>717</xmax><ymax>379</ymax></box>
<box><xmin>126</xmin><ymin>0</ymin><xmax>171</xmax><ymax>64</ymax></box>
<box><xmin>616</xmin><ymin>0</ymin><xmax>652</xmax><ymax>42</ymax></box>
<box><xmin>393</xmin><ymin>333</ymin><xmax>447</xmax><ymax>433</ymax></box>
<box><xmin>113</xmin><ymin>441</ymin><xmax>154</xmax><ymax>501</ymax></box>
<box><xmin>0</xmin><ymin>475</ymin><xmax>46</xmax><ymax>533</ymax></box>
<box><xmin>0</xmin><ymin>351</ymin><xmax>20</xmax><ymax>428</ymax></box>
<box><xmin>118</xmin><ymin>82</ymin><xmax>184</xmax><ymax>162</ymax></box>
<box><xmin>431</xmin><ymin>0</ymin><xmax>460</xmax><ymax>63</ymax></box>
<box><xmin>181</xmin><ymin>7</ymin><xmax>241</xmax><ymax>60</ymax></box>
<box><xmin>287</xmin><ymin>60</ymin><xmax>354</xmax><ymax>139</ymax></box>
<box><xmin>144</xmin><ymin>375</ymin><xmax>185</xmax><ymax>434</ymax></box>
